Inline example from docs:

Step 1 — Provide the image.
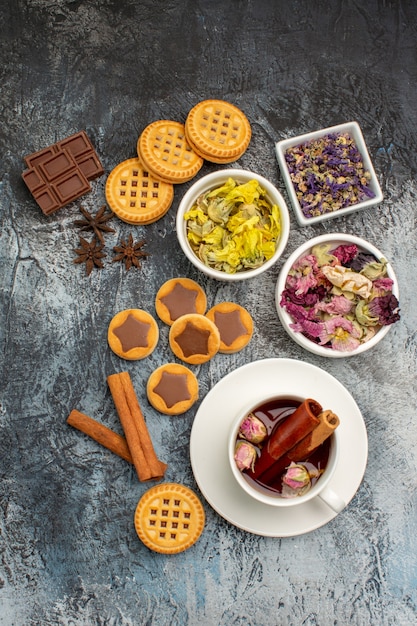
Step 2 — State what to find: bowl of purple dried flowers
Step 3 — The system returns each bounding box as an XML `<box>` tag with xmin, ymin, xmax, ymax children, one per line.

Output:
<box><xmin>275</xmin><ymin>233</ymin><xmax>400</xmax><ymax>357</ymax></box>
<box><xmin>275</xmin><ymin>122</ymin><xmax>383</xmax><ymax>226</ymax></box>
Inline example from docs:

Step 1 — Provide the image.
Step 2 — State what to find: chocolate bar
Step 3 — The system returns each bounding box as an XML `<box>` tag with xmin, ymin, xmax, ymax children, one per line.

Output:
<box><xmin>22</xmin><ymin>131</ymin><xmax>104</xmax><ymax>215</ymax></box>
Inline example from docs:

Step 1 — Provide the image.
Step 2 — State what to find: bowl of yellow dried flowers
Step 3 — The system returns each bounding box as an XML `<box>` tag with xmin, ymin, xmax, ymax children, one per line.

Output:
<box><xmin>176</xmin><ymin>169</ymin><xmax>290</xmax><ymax>281</ymax></box>
<box><xmin>275</xmin><ymin>234</ymin><xmax>400</xmax><ymax>357</ymax></box>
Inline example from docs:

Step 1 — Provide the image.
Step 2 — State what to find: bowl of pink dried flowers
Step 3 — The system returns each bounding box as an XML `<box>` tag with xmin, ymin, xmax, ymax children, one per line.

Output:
<box><xmin>275</xmin><ymin>122</ymin><xmax>383</xmax><ymax>226</ymax></box>
<box><xmin>275</xmin><ymin>233</ymin><xmax>400</xmax><ymax>357</ymax></box>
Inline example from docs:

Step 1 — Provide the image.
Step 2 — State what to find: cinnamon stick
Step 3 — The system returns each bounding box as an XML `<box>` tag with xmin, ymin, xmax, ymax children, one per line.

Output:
<box><xmin>67</xmin><ymin>409</ymin><xmax>133</xmax><ymax>463</ymax></box>
<box><xmin>287</xmin><ymin>410</ymin><xmax>339</xmax><ymax>460</ymax></box>
<box><xmin>107</xmin><ymin>371</ymin><xmax>167</xmax><ymax>482</ymax></box>
<box><xmin>255</xmin><ymin>409</ymin><xmax>339</xmax><ymax>486</ymax></box>
<box><xmin>249</xmin><ymin>398</ymin><xmax>322</xmax><ymax>480</ymax></box>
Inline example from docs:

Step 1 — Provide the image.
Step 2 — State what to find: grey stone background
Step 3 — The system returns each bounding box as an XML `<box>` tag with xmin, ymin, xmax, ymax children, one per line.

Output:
<box><xmin>1</xmin><ymin>1</ymin><xmax>416</xmax><ymax>624</ymax></box>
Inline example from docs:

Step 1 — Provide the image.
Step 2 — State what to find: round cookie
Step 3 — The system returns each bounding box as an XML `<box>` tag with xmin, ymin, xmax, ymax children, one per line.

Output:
<box><xmin>108</xmin><ymin>309</ymin><xmax>159</xmax><ymax>360</ymax></box>
<box><xmin>147</xmin><ymin>363</ymin><xmax>199</xmax><ymax>415</ymax></box>
<box><xmin>206</xmin><ymin>302</ymin><xmax>253</xmax><ymax>353</ymax></box>
<box><xmin>169</xmin><ymin>313</ymin><xmax>220</xmax><ymax>365</ymax></box>
<box><xmin>155</xmin><ymin>277</ymin><xmax>207</xmax><ymax>326</ymax></box>
<box><xmin>134</xmin><ymin>483</ymin><xmax>205</xmax><ymax>554</ymax></box>
<box><xmin>137</xmin><ymin>120</ymin><xmax>204</xmax><ymax>184</ymax></box>
<box><xmin>105</xmin><ymin>157</ymin><xmax>174</xmax><ymax>225</ymax></box>
<box><xmin>185</xmin><ymin>99</ymin><xmax>251</xmax><ymax>163</ymax></box>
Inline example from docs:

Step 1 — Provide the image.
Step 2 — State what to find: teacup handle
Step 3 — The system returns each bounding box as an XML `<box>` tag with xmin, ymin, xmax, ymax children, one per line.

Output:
<box><xmin>317</xmin><ymin>486</ymin><xmax>346</xmax><ymax>513</ymax></box>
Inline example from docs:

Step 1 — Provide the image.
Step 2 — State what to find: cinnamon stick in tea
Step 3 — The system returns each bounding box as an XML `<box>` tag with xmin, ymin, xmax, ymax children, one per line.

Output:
<box><xmin>249</xmin><ymin>398</ymin><xmax>322</xmax><ymax>480</ymax></box>
<box><xmin>288</xmin><ymin>410</ymin><xmax>339</xmax><ymax>461</ymax></box>
<box><xmin>107</xmin><ymin>371</ymin><xmax>167</xmax><ymax>482</ymax></box>
<box><xmin>67</xmin><ymin>409</ymin><xmax>133</xmax><ymax>463</ymax></box>
<box><xmin>256</xmin><ymin>409</ymin><xmax>339</xmax><ymax>486</ymax></box>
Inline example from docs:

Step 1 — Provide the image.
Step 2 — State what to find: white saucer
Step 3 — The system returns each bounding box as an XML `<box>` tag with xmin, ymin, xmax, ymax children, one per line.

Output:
<box><xmin>189</xmin><ymin>358</ymin><xmax>368</xmax><ymax>537</ymax></box>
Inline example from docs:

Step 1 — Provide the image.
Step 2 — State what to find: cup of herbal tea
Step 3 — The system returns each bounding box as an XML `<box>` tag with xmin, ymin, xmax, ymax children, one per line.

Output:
<box><xmin>228</xmin><ymin>395</ymin><xmax>345</xmax><ymax>512</ymax></box>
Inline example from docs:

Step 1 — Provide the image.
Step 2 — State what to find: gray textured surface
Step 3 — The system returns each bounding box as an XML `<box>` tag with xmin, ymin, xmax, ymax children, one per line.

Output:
<box><xmin>1</xmin><ymin>1</ymin><xmax>416</xmax><ymax>625</ymax></box>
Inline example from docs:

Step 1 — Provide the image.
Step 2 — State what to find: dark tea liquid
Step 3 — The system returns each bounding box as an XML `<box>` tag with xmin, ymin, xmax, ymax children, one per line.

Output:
<box><xmin>242</xmin><ymin>398</ymin><xmax>331</xmax><ymax>496</ymax></box>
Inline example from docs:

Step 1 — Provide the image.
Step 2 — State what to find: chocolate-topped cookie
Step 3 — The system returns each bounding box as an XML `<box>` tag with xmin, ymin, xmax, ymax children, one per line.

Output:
<box><xmin>206</xmin><ymin>302</ymin><xmax>253</xmax><ymax>353</ymax></box>
<box><xmin>155</xmin><ymin>278</ymin><xmax>207</xmax><ymax>326</ymax></box>
<box><xmin>108</xmin><ymin>309</ymin><xmax>159</xmax><ymax>360</ymax></box>
<box><xmin>147</xmin><ymin>363</ymin><xmax>199</xmax><ymax>415</ymax></box>
<box><xmin>169</xmin><ymin>313</ymin><xmax>220</xmax><ymax>364</ymax></box>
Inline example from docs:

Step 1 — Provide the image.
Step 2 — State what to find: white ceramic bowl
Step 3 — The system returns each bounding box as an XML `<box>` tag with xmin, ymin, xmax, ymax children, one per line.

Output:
<box><xmin>275</xmin><ymin>233</ymin><xmax>399</xmax><ymax>358</ymax></box>
<box><xmin>176</xmin><ymin>169</ymin><xmax>290</xmax><ymax>281</ymax></box>
<box><xmin>275</xmin><ymin>121</ymin><xmax>383</xmax><ymax>227</ymax></box>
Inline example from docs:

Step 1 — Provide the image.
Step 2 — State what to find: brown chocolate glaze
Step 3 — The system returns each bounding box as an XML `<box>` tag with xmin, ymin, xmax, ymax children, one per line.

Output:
<box><xmin>113</xmin><ymin>313</ymin><xmax>150</xmax><ymax>352</ymax></box>
<box><xmin>175</xmin><ymin>322</ymin><xmax>210</xmax><ymax>357</ymax></box>
<box><xmin>160</xmin><ymin>283</ymin><xmax>198</xmax><ymax>322</ymax></box>
<box><xmin>153</xmin><ymin>371</ymin><xmax>191</xmax><ymax>408</ymax></box>
<box><xmin>214</xmin><ymin>309</ymin><xmax>248</xmax><ymax>346</ymax></box>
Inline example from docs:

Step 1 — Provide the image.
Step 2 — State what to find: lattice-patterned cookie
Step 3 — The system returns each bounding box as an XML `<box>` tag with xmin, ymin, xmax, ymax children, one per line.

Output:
<box><xmin>185</xmin><ymin>99</ymin><xmax>251</xmax><ymax>163</ymax></box>
<box><xmin>134</xmin><ymin>483</ymin><xmax>205</xmax><ymax>554</ymax></box>
<box><xmin>137</xmin><ymin>120</ymin><xmax>204</xmax><ymax>184</ymax></box>
<box><xmin>105</xmin><ymin>157</ymin><xmax>174</xmax><ymax>224</ymax></box>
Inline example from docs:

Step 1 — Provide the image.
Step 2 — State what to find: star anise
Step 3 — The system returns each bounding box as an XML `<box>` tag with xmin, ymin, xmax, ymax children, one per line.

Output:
<box><xmin>74</xmin><ymin>236</ymin><xmax>106</xmax><ymax>276</ymax></box>
<box><xmin>112</xmin><ymin>233</ymin><xmax>149</xmax><ymax>271</ymax></box>
<box><xmin>74</xmin><ymin>205</ymin><xmax>115</xmax><ymax>242</ymax></box>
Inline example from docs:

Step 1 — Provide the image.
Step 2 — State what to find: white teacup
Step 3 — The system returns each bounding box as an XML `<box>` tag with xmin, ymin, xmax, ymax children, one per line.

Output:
<box><xmin>228</xmin><ymin>396</ymin><xmax>345</xmax><ymax>512</ymax></box>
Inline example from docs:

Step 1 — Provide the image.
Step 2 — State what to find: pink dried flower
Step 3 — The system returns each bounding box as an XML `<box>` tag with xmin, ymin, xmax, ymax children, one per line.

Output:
<box><xmin>314</xmin><ymin>294</ymin><xmax>353</xmax><ymax>316</ymax></box>
<box><xmin>287</xmin><ymin>254</ymin><xmax>319</xmax><ymax>295</ymax></box>
<box><xmin>372</xmin><ymin>277</ymin><xmax>394</xmax><ymax>297</ymax></box>
<box><xmin>239</xmin><ymin>414</ymin><xmax>267</xmax><ymax>444</ymax></box>
<box><xmin>320</xmin><ymin>316</ymin><xmax>361</xmax><ymax>351</ymax></box>
<box><xmin>281</xmin><ymin>463</ymin><xmax>312</xmax><ymax>497</ymax></box>
<box><xmin>234</xmin><ymin>441</ymin><xmax>257</xmax><ymax>472</ymax></box>
<box><xmin>330</xmin><ymin>244</ymin><xmax>358</xmax><ymax>265</ymax></box>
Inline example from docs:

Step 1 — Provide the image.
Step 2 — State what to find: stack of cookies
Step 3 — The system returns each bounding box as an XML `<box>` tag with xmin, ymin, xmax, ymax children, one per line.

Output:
<box><xmin>106</xmin><ymin>99</ymin><xmax>251</xmax><ymax>225</ymax></box>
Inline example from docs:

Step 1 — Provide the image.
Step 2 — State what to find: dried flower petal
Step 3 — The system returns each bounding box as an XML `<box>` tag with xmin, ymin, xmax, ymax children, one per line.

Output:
<box><xmin>367</xmin><ymin>294</ymin><xmax>401</xmax><ymax>325</ymax></box>
<box><xmin>239</xmin><ymin>414</ymin><xmax>267</xmax><ymax>444</ymax></box>
<box><xmin>234</xmin><ymin>440</ymin><xmax>257</xmax><ymax>472</ymax></box>
<box><xmin>322</xmin><ymin>265</ymin><xmax>373</xmax><ymax>299</ymax></box>
<box><xmin>281</xmin><ymin>463</ymin><xmax>312</xmax><ymax>497</ymax></box>
<box><xmin>320</xmin><ymin>316</ymin><xmax>361</xmax><ymax>351</ymax></box>
<box><xmin>330</xmin><ymin>244</ymin><xmax>358</xmax><ymax>265</ymax></box>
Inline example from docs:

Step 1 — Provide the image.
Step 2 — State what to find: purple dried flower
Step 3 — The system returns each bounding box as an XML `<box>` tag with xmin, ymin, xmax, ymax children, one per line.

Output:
<box><xmin>349</xmin><ymin>252</ymin><xmax>378</xmax><ymax>272</ymax></box>
<box><xmin>281</xmin><ymin>286</ymin><xmax>322</xmax><ymax>308</ymax></box>
<box><xmin>285</xmin><ymin>132</ymin><xmax>375</xmax><ymax>219</ymax></box>
<box><xmin>367</xmin><ymin>294</ymin><xmax>401</xmax><ymax>325</ymax></box>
